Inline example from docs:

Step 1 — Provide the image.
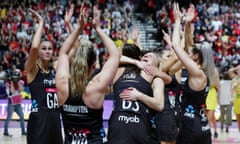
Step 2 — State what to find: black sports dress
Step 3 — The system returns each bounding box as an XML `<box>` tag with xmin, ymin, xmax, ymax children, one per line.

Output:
<box><xmin>61</xmin><ymin>94</ymin><xmax>106</xmax><ymax>144</ymax></box>
<box><xmin>176</xmin><ymin>76</ymin><xmax>211</xmax><ymax>144</ymax></box>
<box><xmin>155</xmin><ymin>69</ymin><xmax>188</xmax><ymax>142</ymax></box>
<box><xmin>155</xmin><ymin>75</ymin><xmax>183</xmax><ymax>142</ymax></box>
<box><xmin>107</xmin><ymin>72</ymin><xmax>155</xmax><ymax>144</ymax></box>
<box><xmin>27</xmin><ymin>67</ymin><xmax>63</xmax><ymax>144</ymax></box>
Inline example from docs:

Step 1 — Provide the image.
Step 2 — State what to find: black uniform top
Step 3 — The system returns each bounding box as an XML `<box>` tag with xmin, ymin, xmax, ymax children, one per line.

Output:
<box><xmin>176</xmin><ymin>72</ymin><xmax>211</xmax><ymax>144</ymax></box>
<box><xmin>28</xmin><ymin>66</ymin><xmax>59</xmax><ymax>110</ymax></box>
<box><xmin>61</xmin><ymin>94</ymin><xmax>105</xmax><ymax>144</ymax></box>
<box><xmin>164</xmin><ymin>75</ymin><xmax>183</xmax><ymax>112</ymax></box>
<box><xmin>27</xmin><ymin>66</ymin><xmax>63</xmax><ymax>144</ymax></box>
<box><xmin>107</xmin><ymin>72</ymin><xmax>154</xmax><ymax>144</ymax></box>
<box><xmin>181</xmin><ymin>75</ymin><xmax>210</xmax><ymax>129</ymax></box>
<box><xmin>155</xmin><ymin>72</ymin><xmax>186</xmax><ymax>142</ymax></box>
<box><xmin>113</xmin><ymin>72</ymin><xmax>154</xmax><ymax>119</ymax></box>
<box><xmin>182</xmin><ymin>78</ymin><xmax>209</xmax><ymax>113</ymax></box>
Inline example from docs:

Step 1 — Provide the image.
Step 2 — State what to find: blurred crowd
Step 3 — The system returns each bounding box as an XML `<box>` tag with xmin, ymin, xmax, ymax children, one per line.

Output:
<box><xmin>0</xmin><ymin>0</ymin><xmax>136</xmax><ymax>98</ymax></box>
<box><xmin>138</xmin><ymin>0</ymin><xmax>240</xmax><ymax>79</ymax></box>
<box><xmin>0</xmin><ymin>0</ymin><xmax>240</xmax><ymax>98</ymax></box>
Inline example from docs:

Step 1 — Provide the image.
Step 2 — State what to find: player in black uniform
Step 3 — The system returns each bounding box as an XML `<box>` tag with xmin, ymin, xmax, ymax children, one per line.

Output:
<box><xmin>119</xmin><ymin>45</ymin><xmax>182</xmax><ymax>144</ymax></box>
<box><xmin>107</xmin><ymin>44</ymin><xmax>165</xmax><ymax>144</ymax></box>
<box><xmin>25</xmin><ymin>9</ymin><xmax>63</xmax><ymax>144</ymax></box>
<box><xmin>171</xmin><ymin>3</ymin><xmax>213</xmax><ymax>144</ymax></box>
<box><xmin>155</xmin><ymin>69</ymin><xmax>189</xmax><ymax>144</ymax></box>
<box><xmin>55</xmin><ymin>6</ymin><xmax>120</xmax><ymax>144</ymax></box>
<box><xmin>154</xmin><ymin>6</ymin><xmax>195</xmax><ymax>144</ymax></box>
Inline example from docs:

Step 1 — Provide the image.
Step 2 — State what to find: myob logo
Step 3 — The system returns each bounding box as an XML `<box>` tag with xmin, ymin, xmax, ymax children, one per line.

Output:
<box><xmin>118</xmin><ymin>115</ymin><xmax>140</xmax><ymax>124</ymax></box>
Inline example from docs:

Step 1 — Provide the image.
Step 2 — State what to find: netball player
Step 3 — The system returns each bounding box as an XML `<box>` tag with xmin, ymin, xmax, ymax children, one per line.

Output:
<box><xmin>55</xmin><ymin>6</ymin><xmax>120</xmax><ymax>143</ymax></box>
<box><xmin>171</xmin><ymin>3</ymin><xmax>213</xmax><ymax>144</ymax></box>
<box><xmin>25</xmin><ymin>9</ymin><xmax>63</xmax><ymax>144</ymax></box>
<box><xmin>107</xmin><ymin>43</ymin><xmax>165</xmax><ymax>144</ymax></box>
<box><xmin>228</xmin><ymin>65</ymin><xmax>240</xmax><ymax>132</ymax></box>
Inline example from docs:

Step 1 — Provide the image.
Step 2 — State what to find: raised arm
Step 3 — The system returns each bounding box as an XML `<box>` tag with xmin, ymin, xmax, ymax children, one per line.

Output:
<box><xmin>166</xmin><ymin>4</ymin><xmax>195</xmax><ymax>75</ymax></box>
<box><xmin>228</xmin><ymin>65</ymin><xmax>240</xmax><ymax>79</ymax></box>
<box><xmin>171</xmin><ymin>3</ymin><xmax>206</xmax><ymax>90</ymax></box>
<box><xmin>64</xmin><ymin>4</ymin><xmax>75</xmax><ymax>33</ymax></box>
<box><xmin>63</xmin><ymin>3</ymin><xmax>82</xmax><ymax>59</ymax></box>
<box><xmin>24</xmin><ymin>9</ymin><xmax>44</xmax><ymax>80</ymax></box>
<box><xmin>91</xmin><ymin>6</ymin><xmax>120</xmax><ymax>85</ymax></box>
<box><xmin>60</xmin><ymin>6</ymin><xmax>86</xmax><ymax>56</ymax></box>
<box><xmin>184</xmin><ymin>4</ymin><xmax>195</xmax><ymax>52</ymax></box>
<box><xmin>56</xmin><ymin>6</ymin><xmax>86</xmax><ymax>106</ymax></box>
<box><xmin>172</xmin><ymin>3</ymin><xmax>199</xmax><ymax>76</ymax></box>
<box><xmin>161</xmin><ymin>30</ymin><xmax>182</xmax><ymax>74</ymax></box>
<box><xmin>84</xmin><ymin>6</ymin><xmax>120</xmax><ymax>109</ymax></box>
<box><xmin>120</xmin><ymin>55</ymin><xmax>149</xmax><ymax>70</ymax></box>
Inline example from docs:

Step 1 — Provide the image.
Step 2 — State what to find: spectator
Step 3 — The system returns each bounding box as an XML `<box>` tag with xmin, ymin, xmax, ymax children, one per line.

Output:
<box><xmin>3</xmin><ymin>68</ymin><xmax>26</xmax><ymax>137</ymax></box>
<box><xmin>219</xmin><ymin>79</ymin><xmax>232</xmax><ymax>132</ymax></box>
<box><xmin>0</xmin><ymin>66</ymin><xmax>7</xmax><ymax>99</ymax></box>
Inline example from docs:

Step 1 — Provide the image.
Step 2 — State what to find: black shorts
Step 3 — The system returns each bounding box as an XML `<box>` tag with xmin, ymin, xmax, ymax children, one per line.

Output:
<box><xmin>107</xmin><ymin>111</ymin><xmax>152</xmax><ymax>144</ymax></box>
<box><xmin>27</xmin><ymin>110</ymin><xmax>63</xmax><ymax>144</ymax></box>
<box><xmin>176</xmin><ymin>116</ymin><xmax>212</xmax><ymax>144</ymax></box>
<box><xmin>155</xmin><ymin>110</ymin><xmax>179</xmax><ymax>142</ymax></box>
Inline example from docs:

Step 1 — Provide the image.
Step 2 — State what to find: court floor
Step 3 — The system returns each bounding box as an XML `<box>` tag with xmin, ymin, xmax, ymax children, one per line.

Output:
<box><xmin>0</xmin><ymin>120</ymin><xmax>239</xmax><ymax>144</ymax></box>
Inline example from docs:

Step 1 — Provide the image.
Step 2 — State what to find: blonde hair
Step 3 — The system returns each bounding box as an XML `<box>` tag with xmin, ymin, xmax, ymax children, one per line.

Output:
<box><xmin>70</xmin><ymin>38</ymin><xmax>95</xmax><ymax>97</ymax></box>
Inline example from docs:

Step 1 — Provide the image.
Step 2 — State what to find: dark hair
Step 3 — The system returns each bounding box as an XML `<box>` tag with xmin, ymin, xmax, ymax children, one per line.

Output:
<box><xmin>122</xmin><ymin>43</ymin><xmax>142</xmax><ymax>75</ymax></box>
<box><xmin>40</xmin><ymin>35</ymin><xmax>50</xmax><ymax>43</ymax></box>
<box><xmin>141</xmin><ymin>47</ymin><xmax>165</xmax><ymax>68</ymax></box>
<box><xmin>122</xmin><ymin>43</ymin><xmax>142</xmax><ymax>60</ymax></box>
<box><xmin>152</xmin><ymin>47</ymin><xmax>166</xmax><ymax>57</ymax></box>
<box><xmin>192</xmin><ymin>46</ymin><xmax>203</xmax><ymax>65</ymax></box>
<box><xmin>142</xmin><ymin>46</ymin><xmax>165</xmax><ymax>55</ymax></box>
